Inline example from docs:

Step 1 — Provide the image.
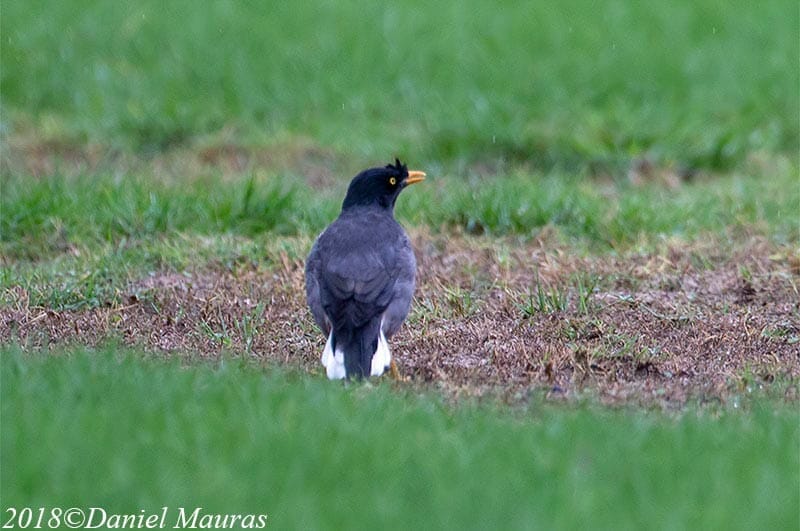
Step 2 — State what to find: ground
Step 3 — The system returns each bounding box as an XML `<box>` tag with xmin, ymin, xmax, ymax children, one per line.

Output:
<box><xmin>4</xmin><ymin>229</ymin><xmax>798</xmax><ymax>408</ymax></box>
<box><xmin>2</xmin><ymin>2</ymin><xmax>798</xmax><ymax>528</ymax></box>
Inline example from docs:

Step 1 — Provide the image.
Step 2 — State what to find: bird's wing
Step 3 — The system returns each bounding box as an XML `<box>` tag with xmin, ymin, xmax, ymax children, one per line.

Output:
<box><xmin>305</xmin><ymin>237</ymin><xmax>331</xmax><ymax>335</ymax></box>
<box><xmin>320</xmin><ymin>244</ymin><xmax>398</xmax><ymax>330</ymax></box>
<box><xmin>381</xmin><ymin>233</ymin><xmax>416</xmax><ymax>338</ymax></box>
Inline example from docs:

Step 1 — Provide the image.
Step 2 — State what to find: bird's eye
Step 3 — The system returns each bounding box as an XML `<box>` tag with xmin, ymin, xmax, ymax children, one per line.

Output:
<box><xmin>389</xmin><ymin>177</ymin><xmax>397</xmax><ymax>186</ymax></box>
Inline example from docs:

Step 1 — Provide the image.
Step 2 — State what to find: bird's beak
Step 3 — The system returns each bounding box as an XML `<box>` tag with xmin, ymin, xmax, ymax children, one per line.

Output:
<box><xmin>403</xmin><ymin>171</ymin><xmax>426</xmax><ymax>186</ymax></box>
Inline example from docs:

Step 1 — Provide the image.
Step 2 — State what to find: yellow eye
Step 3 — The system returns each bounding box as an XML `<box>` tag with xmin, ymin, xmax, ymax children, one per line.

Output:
<box><xmin>389</xmin><ymin>177</ymin><xmax>397</xmax><ymax>186</ymax></box>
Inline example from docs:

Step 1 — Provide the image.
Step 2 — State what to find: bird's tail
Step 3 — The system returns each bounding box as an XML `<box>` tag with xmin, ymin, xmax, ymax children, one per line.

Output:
<box><xmin>322</xmin><ymin>319</ymin><xmax>391</xmax><ymax>380</ymax></box>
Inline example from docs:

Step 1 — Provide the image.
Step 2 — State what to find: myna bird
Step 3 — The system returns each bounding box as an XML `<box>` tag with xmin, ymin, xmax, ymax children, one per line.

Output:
<box><xmin>305</xmin><ymin>159</ymin><xmax>425</xmax><ymax>379</ymax></box>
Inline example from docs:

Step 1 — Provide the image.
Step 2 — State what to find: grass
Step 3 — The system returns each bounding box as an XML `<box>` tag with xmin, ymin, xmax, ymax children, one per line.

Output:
<box><xmin>2</xmin><ymin>166</ymin><xmax>797</xmax><ymax>311</ymax></box>
<box><xmin>518</xmin><ymin>272</ymin><xmax>601</xmax><ymax>317</ymax></box>
<box><xmin>0</xmin><ymin>233</ymin><xmax>279</xmax><ymax>310</ymax></box>
<box><xmin>3</xmin><ymin>164</ymin><xmax>798</xmax><ymax>257</ymax></box>
<box><xmin>3</xmin><ymin>346</ymin><xmax>798</xmax><ymax>530</ymax></box>
<box><xmin>3</xmin><ymin>164</ymin><xmax>797</xmax><ymax>311</ymax></box>
<box><xmin>3</xmin><ymin>0</ymin><xmax>798</xmax><ymax>168</ymax></box>
<box><xmin>3</xmin><ymin>0</ymin><xmax>797</xmax><ymax>294</ymax></box>
<box><xmin>2</xmin><ymin>2</ymin><xmax>799</xmax><ymax>527</ymax></box>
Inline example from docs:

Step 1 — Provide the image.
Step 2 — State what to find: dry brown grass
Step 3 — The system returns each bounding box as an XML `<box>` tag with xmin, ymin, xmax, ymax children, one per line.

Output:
<box><xmin>2</xmin><ymin>232</ymin><xmax>798</xmax><ymax>408</ymax></box>
<box><xmin>1</xmin><ymin>133</ymin><xmax>346</xmax><ymax>185</ymax></box>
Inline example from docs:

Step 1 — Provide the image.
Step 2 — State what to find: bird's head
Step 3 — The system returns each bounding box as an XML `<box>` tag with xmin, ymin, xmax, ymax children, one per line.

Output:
<box><xmin>341</xmin><ymin>159</ymin><xmax>426</xmax><ymax>211</ymax></box>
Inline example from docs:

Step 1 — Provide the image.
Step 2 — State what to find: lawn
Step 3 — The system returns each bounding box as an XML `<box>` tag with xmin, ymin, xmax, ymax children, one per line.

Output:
<box><xmin>2</xmin><ymin>0</ymin><xmax>797</xmax><ymax>166</ymax></box>
<box><xmin>3</xmin><ymin>347</ymin><xmax>798</xmax><ymax>530</ymax></box>
<box><xmin>1</xmin><ymin>1</ymin><xmax>799</xmax><ymax>529</ymax></box>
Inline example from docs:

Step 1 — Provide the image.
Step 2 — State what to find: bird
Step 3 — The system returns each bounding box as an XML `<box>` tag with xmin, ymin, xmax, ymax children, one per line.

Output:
<box><xmin>305</xmin><ymin>159</ymin><xmax>425</xmax><ymax>380</ymax></box>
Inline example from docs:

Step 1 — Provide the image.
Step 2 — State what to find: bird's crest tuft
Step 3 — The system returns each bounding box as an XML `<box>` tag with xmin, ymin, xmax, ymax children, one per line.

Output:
<box><xmin>386</xmin><ymin>158</ymin><xmax>408</xmax><ymax>176</ymax></box>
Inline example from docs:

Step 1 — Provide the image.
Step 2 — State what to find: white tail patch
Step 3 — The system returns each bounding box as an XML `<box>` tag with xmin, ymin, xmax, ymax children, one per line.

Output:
<box><xmin>321</xmin><ymin>330</ymin><xmax>346</xmax><ymax>380</ymax></box>
<box><xmin>370</xmin><ymin>328</ymin><xmax>391</xmax><ymax>377</ymax></box>
<box><xmin>320</xmin><ymin>323</ymin><xmax>391</xmax><ymax>379</ymax></box>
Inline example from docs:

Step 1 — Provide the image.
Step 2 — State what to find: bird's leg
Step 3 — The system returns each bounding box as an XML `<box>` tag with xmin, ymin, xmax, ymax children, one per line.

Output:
<box><xmin>389</xmin><ymin>359</ymin><xmax>410</xmax><ymax>382</ymax></box>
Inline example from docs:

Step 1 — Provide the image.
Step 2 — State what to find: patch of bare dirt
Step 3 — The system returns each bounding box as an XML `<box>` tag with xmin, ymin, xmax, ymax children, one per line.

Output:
<box><xmin>2</xmin><ymin>234</ymin><xmax>799</xmax><ymax>408</ymax></box>
<box><xmin>2</xmin><ymin>134</ymin><xmax>343</xmax><ymax>187</ymax></box>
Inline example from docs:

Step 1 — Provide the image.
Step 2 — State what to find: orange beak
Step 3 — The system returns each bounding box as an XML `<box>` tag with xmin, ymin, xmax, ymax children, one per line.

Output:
<box><xmin>403</xmin><ymin>170</ymin><xmax>426</xmax><ymax>186</ymax></box>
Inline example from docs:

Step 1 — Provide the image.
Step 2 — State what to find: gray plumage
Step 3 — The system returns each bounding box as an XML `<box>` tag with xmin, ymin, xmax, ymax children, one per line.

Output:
<box><xmin>305</xmin><ymin>160</ymin><xmax>424</xmax><ymax>379</ymax></box>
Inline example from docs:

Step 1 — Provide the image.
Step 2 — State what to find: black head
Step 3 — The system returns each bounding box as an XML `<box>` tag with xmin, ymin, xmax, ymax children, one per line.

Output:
<box><xmin>341</xmin><ymin>158</ymin><xmax>426</xmax><ymax>211</ymax></box>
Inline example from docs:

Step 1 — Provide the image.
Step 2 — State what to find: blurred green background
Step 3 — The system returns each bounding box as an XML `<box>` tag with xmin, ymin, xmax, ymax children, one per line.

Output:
<box><xmin>3</xmin><ymin>0</ymin><xmax>798</xmax><ymax>260</ymax></box>
<box><xmin>2</xmin><ymin>3</ymin><xmax>799</xmax><ymax>529</ymax></box>
<box><xmin>3</xmin><ymin>0</ymin><xmax>797</xmax><ymax>169</ymax></box>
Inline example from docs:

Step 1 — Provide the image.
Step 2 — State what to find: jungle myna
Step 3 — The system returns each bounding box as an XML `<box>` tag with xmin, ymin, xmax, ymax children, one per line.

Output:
<box><xmin>305</xmin><ymin>159</ymin><xmax>425</xmax><ymax>379</ymax></box>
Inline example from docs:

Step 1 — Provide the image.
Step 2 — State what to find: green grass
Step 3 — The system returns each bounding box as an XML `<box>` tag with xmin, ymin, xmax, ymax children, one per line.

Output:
<box><xmin>3</xmin><ymin>164</ymin><xmax>796</xmax><ymax>310</ymax></box>
<box><xmin>3</xmin><ymin>165</ymin><xmax>798</xmax><ymax>257</ymax></box>
<box><xmin>4</xmin><ymin>0</ymin><xmax>797</xmax><ymax>279</ymax></box>
<box><xmin>2</xmin><ymin>3</ymin><xmax>798</xmax><ymax>527</ymax></box>
<box><xmin>3</xmin><ymin>0</ymin><xmax>797</xmax><ymax>168</ymax></box>
<box><xmin>0</xmin><ymin>233</ymin><xmax>267</xmax><ymax>310</ymax></box>
<box><xmin>0</xmin><ymin>171</ymin><xmax>318</xmax><ymax>260</ymax></box>
<box><xmin>1</xmin><ymin>164</ymin><xmax>795</xmax><ymax>312</ymax></box>
<box><xmin>2</xmin><ymin>346</ymin><xmax>797</xmax><ymax>530</ymax></box>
